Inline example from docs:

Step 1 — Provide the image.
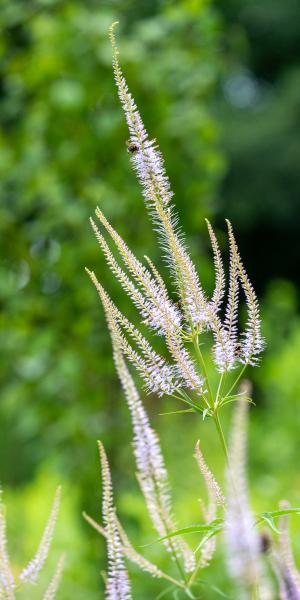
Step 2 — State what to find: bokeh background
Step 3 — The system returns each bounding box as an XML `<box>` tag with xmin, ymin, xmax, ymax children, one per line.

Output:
<box><xmin>1</xmin><ymin>0</ymin><xmax>300</xmax><ymax>597</ymax></box>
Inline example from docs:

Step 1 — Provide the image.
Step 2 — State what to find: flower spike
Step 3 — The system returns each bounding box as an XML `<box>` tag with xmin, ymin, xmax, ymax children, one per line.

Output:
<box><xmin>109</xmin><ymin>22</ymin><xmax>210</xmax><ymax>330</ymax></box>
<box><xmin>111</xmin><ymin>341</ymin><xmax>195</xmax><ymax>573</ymax></box>
<box><xmin>195</xmin><ymin>441</ymin><xmax>225</xmax><ymax>509</ymax></box>
<box><xmin>86</xmin><ymin>268</ymin><xmax>179</xmax><ymax>396</ymax></box>
<box><xmin>225</xmin><ymin>381</ymin><xmax>268</xmax><ymax>596</ymax></box>
<box><xmin>91</xmin><ymin>212</ymin><xmax>181</xmax><ymax>334</ymax></box>
<box><xmin>99</xmin><ymin>441</ymin><xmax>132</xmax><ymax>600</ymax></box>
<box><xmin>226</xmin><ymin>220</ymin><xmax>264</xmax><ymax>365</ymax></box>
<box><xmin>42</xmin><ymin>554</ymin><xmax>65</xmax><ymax>600</ymax></box>
<box><xmin>19</xmin><ymin>487</ymin><xmax>61</xmax><ymax>585</ymax></box>
<box><xmin>205</xmin><ymin>220</ymin><xmax>226</xmax><ymax>312</ymax></box>
<box><xmin>195</xmin><ymin>441</ymin><xmax>225</xmax><ymax>567</ymax></box>
<box><xmin>272</xmin><ymin>501</ymin><xmax>300</xmax><ymax>599</ymax></box>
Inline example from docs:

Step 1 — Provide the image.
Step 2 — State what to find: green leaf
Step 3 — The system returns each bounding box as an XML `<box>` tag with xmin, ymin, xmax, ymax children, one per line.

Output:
<box><xmin>159</xmin><ymin>409</ymin><xmax>194</xmax><ymax>416</ymax></box>
<box><xmin>193</xmin><ymin>580</ymin><xmax>231</xmax><ymax>598</ymax></box>
<box><xmin>155</xmin><ymin>585</ymin><xmax>175</xmax><ymax>600</ymax></box>
<box><xmin>255</xmin><ymin>508</ymin><xmax>300</xmax><ymax>533</ymax></box>
<box><xmin>257</xmin><ymin>515</ymin><xmax>280</xmax><ymax>534</ymax></box>
<box><xmin>219</xmin><ymin>394</ymin><xmax>254</xmax><ymax>409</ymax></box>
<box><xmin>176</xmin><ymin>393</ymin><xmax>203</xmax><ymax>414</ymax></box>
<box><xmin>150</xmin><ymin>518</ymin><xmax>224</xmax><ymax>545</ymax></box>
<box><xmin>194</xmin><ymin>527</ymin><xmax>223</xmax><ymax>553</ymax></box>
<box><xmin>259</xmin><ymin>508</ymin><xmax>300</xmax><ymax>518</ymax></box>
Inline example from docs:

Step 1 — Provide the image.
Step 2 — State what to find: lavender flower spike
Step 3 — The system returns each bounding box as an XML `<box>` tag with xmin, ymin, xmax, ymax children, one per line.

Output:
<box><xmin>224</xmin><ymin>381</ymin><xmax>264</xmax><ymax>597</ymax></box>
<box><xmin>93</xmin><ymin>208</ymin><xmax>182</xmax><ymax>335</ymax></box>
<box><xmin>109</xmin><ymin>22</ymin><xmax>210</xmax><ymax>330</ymax></box>
<box><xmin>42</xmin><ymin>554</ymin><xmax>65</xmax><ymax>600</ymax></box>
<box><xmin>194</xmin><ymin>441</ymin><xmax>225</xmax><ymax>568</ymax></box>
<box><xmin>111</xmin><ymin>338</ymin><xmax>195</xmax><ymax>573</ymax></box>
<box><xmin>19</xmin><ymin>486</ymin><xmax>61</xmax><ymax>585</ymax></box>
<box><xmin>226</xmin><ymin>220</ymin><xmax>264</xmax><ymax>365</ymax></box>
<box><xmin>194</xmin><ymin>441</ymin><xmax>225</xmax><ymax>509</ymax></box>
<box><xmin>272</xmin><ymin>501</ymin><xmax>300</xmax><ymax>600</ymax></box>
<box><xmin>205</xmin><ymin>219</ymin><xmax>226</xmax><ymax>313</ymax></box>
<box><xmin>86</xmin><ymin>268</ymin><xmax>180</xmax><ymax>396</ymax></box>
<box><xmin>99</xmin><ymin>442</ymin><xmax>132</xmax><ymax>600</ymax></box>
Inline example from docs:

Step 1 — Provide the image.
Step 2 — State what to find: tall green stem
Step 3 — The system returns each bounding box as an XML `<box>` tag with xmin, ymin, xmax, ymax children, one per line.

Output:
<box><xmin>193</xmin><ymin>336</ymin><xmax>213</xmax><ymax>408</ymax></box>
<box><xmin>215</xmin><ymin>372</ymin><xmax>224</xmax><ymax>408</ymax></box>
<box><xmin>213</xmin><ymin>411</ymin><xmax>229</xmax><ymax>464</ymax></box>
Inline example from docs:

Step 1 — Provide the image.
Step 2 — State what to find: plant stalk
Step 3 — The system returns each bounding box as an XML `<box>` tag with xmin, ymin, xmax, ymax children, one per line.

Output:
<box><xmin>213</xmin><ymin>411</ymin><xmax>229</xmax><ymax>464</ymax></box>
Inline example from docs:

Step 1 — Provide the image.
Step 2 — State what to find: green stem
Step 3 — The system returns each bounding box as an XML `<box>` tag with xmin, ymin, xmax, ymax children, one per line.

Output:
<box><xmin>186</xmin><ymin>554</ymin><xmax>202</xmax><ymax>589</ymax></box>
<box><xmin>251</xmin><ymin>583</ymin><xmax>260</xmax><ymax>600</ymax></box>
<box><xmin>224</xmin><ymin>363</ymin><xmax>248</xmax><ymax>399</ymax></box>
<box><xmin>214</xmin><ymin>373</ymin><xmax>224</xmax><ymax>409</ymax></box>
<box><xmin>213</xmin><ymin>411</ymin><xmax>229</xmax><ymax>464</ymax></box>
<box><xmin>193</xmin><ymin>336</ymin><xmax>213</xmax><ymax>408</ymax></box>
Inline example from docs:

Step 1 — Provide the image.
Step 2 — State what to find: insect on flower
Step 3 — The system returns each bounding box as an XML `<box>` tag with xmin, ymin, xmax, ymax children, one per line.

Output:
<box><xmin>126</xmin><ymin>140</ymin><xmax>140</xmax><ymax>153</ymax></box>
<box><xmin>234</xmin><ymin>342</ymin><xmax>242</xmax><ymax>359</ymax></box>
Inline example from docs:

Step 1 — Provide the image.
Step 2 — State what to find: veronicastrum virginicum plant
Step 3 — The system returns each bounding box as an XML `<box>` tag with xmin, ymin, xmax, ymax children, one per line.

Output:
<box><xmin>85</xmin><ymin>22</ymin><xmax>300</xmax><ymax>600</ymax></box>
<box><xmin>87</xmin><ymin>22</ymin><xmax>264</xmax><ymax>455</ymax></box>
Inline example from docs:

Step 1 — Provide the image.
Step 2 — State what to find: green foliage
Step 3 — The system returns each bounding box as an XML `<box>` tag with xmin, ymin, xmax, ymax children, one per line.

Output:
<box><xmin>0</xmin><ymin>0</ymin><xmax>224</xmax><ymax>596</ymax></box>
<box><xmin>217</xmin><ymin>0</ymin><xmax>300</xmax><ymax>288</ymax></box>
<box><xmin>0</xmin><ymin>0</ymin><xmax>223</xmax><ymax>481</ymax></box>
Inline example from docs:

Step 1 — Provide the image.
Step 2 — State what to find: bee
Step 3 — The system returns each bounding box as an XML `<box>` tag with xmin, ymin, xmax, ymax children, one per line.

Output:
<box><xmin>259</xmin><ymin>531</ymin><xmax>271</xmax><ymax>554</ymax></box>
<box><xmin>126</xmin><ymin>140</ymin><xmax>140</xmax><ymax>154</ymax></box>
<box><xmin>234</xmin><ymin>342</ymin><xmax>243</xmax><ymax>359</ymax></box>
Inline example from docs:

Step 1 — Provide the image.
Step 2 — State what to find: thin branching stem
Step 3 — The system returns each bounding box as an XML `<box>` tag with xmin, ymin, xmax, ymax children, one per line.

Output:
<box><xmin>224</xmin><ymin>364</ymin><xmax>248</xmax><ymax>399</ymax></box>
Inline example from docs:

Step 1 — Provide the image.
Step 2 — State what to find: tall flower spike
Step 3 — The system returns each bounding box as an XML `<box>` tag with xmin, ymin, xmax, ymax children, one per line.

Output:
<box><xmin>19</xmin><ymin>487</ymin><xmax>61</xmax><ymax>585</ymax></box>
<box><xmin>143</xmin><ymin>255</ymin><xmax>169</xmax><ymax>296</ymax></box>
<box><xmin>94</xmin><ymin>207</ymin><xmax>182</xmax><ymax>330</ymax></box>
<box><xmin>111</xmin><ymin>340</ymin><xmax>195</xmax><ymax>573</ymax></box>
<box><xmin>89</xmin><ymin>218</ymin><xmax>159</xmax><ymax>332</ymax></box>
<box><xmin>210</xmin><ymin>312</ymin><xmax>236</xmax><ymax>373</ymax></box>
<box><xmin>99</xmin><ymin>442</ymin><xmax>132</xmax><ymax>600</ymax></box>
<box><xmin>109</xmin><ymin>22</ymin><xmax>210</xmax><ymax>330</ymax></box>
<box><xmin>224</xmin><ymin>380</ymin><xmax>263</xmax><ymax>597</ymax></box>
<box><xmin>165</xmin><ymin>324</ymin><xmax>205</xmax><ymax>394</ymax></box>
<box><xmin>272</xmin><ymin>502</ymin><xmax>300</xmax><ymax>600</ymax></box>
<box><xmin>91</xmin><ymin>212</ymin><xmax>182</xmax><ymax>334</ymax></box>
<box><xmin>203</xmin><ymin>223</ymin><xmax>235</xmax><ymax>373</ymax></box>
<box><xmin>226</xmin><ymin>220</ymin><xmax>264</xmax><ymax>365</ymax></box>
<box><xmin>0</xmin><ymin>494</ymin><xmax>15</xmax><ymax>600</ymax></box>
<box><xmin>194</xmin><ymin>441</ymin><xmax>225</xmax><ymax>568</ymax></box>
<box><xmin>42</xmin><ymin>554</ymin><xmax>65</xmax><ymax>600</ymax></box>
<box><xmin>205</xmin><ymin>220</ymin><xmax>225</xmax><ymax>313</ymax></box>
<box><xmin>87</xmin><ymin>258</ymin><xmax>204</xmax><ymax>394</ymax></box>
<box><xmin>86</xmin><ymin>268</ymin><xmax>180</xmax><ymax>396</ymax></box>
<box><xmin>224</xmin><ymin>222</ymin><xmax>239</xmax><ymax>356</ymax></box>
<box><xmin>194</xmin><ymin>441</ymin><xmax>225</xmax><ymax>509</ymax></box>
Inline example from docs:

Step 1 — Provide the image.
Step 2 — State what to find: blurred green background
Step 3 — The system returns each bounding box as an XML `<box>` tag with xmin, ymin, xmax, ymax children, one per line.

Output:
<box><xmin>1</xmin><ymin>0</ymin><xmax>300</xmax><ymax>597</ymax></box>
